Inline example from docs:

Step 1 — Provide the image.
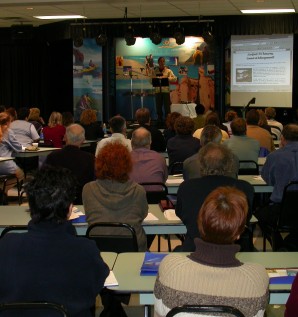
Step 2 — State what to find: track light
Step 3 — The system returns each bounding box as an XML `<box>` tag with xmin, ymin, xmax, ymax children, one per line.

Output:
<box><xmin>173</xmin><ymin>26</ymin><xmax>185</xmax><ymax>45</ymax></box>
<box><xmin>124</xmin><ymin>26</ymin><xmax>136</xmax><ymax>46</ymax></box>
<box><xmin>149</xmin><ymin>25</ymin><xmax>162</xmax><ymax>45</ymax></box>
<box><xmin>202</xmin><ymin>24</ymin><xmax>213</xmax><ymax>43</ymax></box>
<box><xmin>73</xmin><ymin>36</ymin><xmax>83</xmax><ymax>47</ymax></box>
<box><xmin>96</xmin><ymin>33</ymin><xmax>107</xmax><ymax>46</ymax></box>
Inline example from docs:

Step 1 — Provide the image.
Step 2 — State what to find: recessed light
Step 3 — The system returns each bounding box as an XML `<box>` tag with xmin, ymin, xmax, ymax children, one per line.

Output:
<box><xmin>241</xmin><ymin>9</ymin><xmax>295</xmax><ymax>14</ymax></box>
<box><xmin>34</xmin><ymin>15</ymin><xmax>86</xmax><ymax>20</ymax></box>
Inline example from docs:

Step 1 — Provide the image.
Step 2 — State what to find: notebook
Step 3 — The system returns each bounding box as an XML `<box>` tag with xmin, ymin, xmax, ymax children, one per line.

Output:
<box><xmin>140</xmin><ymin>252</ymin><xmax>168</xmax><ymax>276</ymax></box>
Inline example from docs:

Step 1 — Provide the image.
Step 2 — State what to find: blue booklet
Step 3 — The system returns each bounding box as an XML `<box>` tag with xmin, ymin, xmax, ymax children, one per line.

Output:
<box><xmin>267</xmin><ymin>268</ymin><xmax>298</xmax><ymax>284</ymax></box>
<box><xmin>140</xmin><ymin>252</ymin><xmax>168</xmax><ymax>276</ymax></box>
<box><xmin>71</xmin><ymin>215</ymin><xmax>86</xmax><ymax>224</ymax></box>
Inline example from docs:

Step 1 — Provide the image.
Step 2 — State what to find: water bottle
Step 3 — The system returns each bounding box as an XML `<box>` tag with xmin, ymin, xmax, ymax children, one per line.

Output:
<box><xmin>103</xmin><ymin>123</ymin><xmax>107</xmax><ymax>136</ymax></box>
<box><xmin>39</xmin><ymin>128</ymin><xmax>44</xmax><ymax>140</ymax></box>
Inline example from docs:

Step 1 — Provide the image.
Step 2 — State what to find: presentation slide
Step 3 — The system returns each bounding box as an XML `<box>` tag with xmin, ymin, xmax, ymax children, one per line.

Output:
<box><xmin>230</xmin><ymin>34</ymin><xmax>293</xmax><ymax>108</ymax></box>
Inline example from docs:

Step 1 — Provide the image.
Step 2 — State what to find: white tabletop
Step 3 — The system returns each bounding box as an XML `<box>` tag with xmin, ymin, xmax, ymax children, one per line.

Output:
<box><xmin>0</xmin><ymin>157</ymin><xmax>14</xmax><ymax>163</ymax></box>
<box><xmin>14</xmin><ymin>147</ymin><xmax>60</xmax><ymax>157</ymax></box>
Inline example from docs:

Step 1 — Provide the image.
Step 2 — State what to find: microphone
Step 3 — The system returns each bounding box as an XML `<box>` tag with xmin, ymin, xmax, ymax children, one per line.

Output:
<box><xmin>245</xmin><ymin>97</ymin><xmax>256</xmax><ymax>109</ymax></box>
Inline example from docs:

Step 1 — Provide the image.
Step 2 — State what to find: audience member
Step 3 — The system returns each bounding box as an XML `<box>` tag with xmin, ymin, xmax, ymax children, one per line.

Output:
<box><xmin>223</xmin><ymin>110</ymin><xmax>237</xmax><ymax>136</ymax></box>
<box><xmin>257</xmin><ymin>109</ymin><xmax>271</xmax><ymax>134</ymax></box>
<box><xmin>183</xmin><ymin>125</ymin><xmax>238</xmax><ymax>180</ymax></box>
<box><xmin>255</xmin><ymin>124</ymin><xmax>298</xmax><ymax>238</ymax></box>
<box><xmin>5</xmin><ymin>107</ymin><xmax>17</xmax><ymax>122</ymax></box>
<box><xmin>28</xmin><ymin>107</ymin><xmax>45</xmax><ymax>135</ymax></box>
<box><xmin>95</xmin><ymin>115</ymin><xmax>131</xmax><ymax>156</ymax></box>
<box><xmin>80</xmin><ymin>108</ymin><xmax>104</xmax><ymax>140</ymax></box>
<box><xmin>83</xmin><ymin>142</ymin><xmax>148</xmax><ymax>252</ymax></box>
<box><xmin>128</xmin><ymin>108</ymin><xmax>166</xmax><ymax>152</ymax></box>
<box><xmin>192</xmin><ymin>103</ymin><xmax>206</xmax><ymax>131</ymax></box>
<box><xmin>246</xmin><ymin>109</ymin><xmax>275</xmax><ymax>152</ymax></box>
<box><xmin>223</xmin><ymin>117</ymin><xmax>260</xmax><ymax>167</ymax></box>
<box><xmin>265</xmin><ymin>107</ymin><xmax>283</xmax><ymax>140</ymax></box>
<box><xmin>163</xmin><ymin>112</ymin><xmax>181</xmax><ymax>145</ymax></box>
<box><xmin>176</xmin><ymin>142</ymin><xmax>254</xmax><ymax>252</ymax></box>
<box><xmin>154</xmin><ymin>187</ymin><xmax>269</xmax><ymax>317</ymax></box>
<box><xmin>10</xmin><ymin>107</ymin><xmax>39</xmax><ymax>146</ymax></box>
<box><xmin>43</xmin><ymin>111</ymin><xmax>66</xmax><ymax>148</ymax></box>
<box><xmin>62</xmin><ymin>111</ymin><xmax>74</xmax><ymax>127</ymax></box>
<box><xmin>0</xmin><ymin>166</ymin><xmax>109</xmax><ymax>316</ymax></box>
<box><xmin>43</xmin><ymin>124</ymin><xmax>95</xmax><ymax>204</ymax></box>
<box><xmin>130</xmin><ymin>127</ymin><xmax>167</xmax><ymax>184</ymax></box>
<box><xmin>193</xmin><ymin>111</ymin><xmax>229</xmax><ymax>141</ymax></box>
<box><xmin>167</xmin><ymin>116</ymin><xmax>200</xmax><ymax>173</ymax></box>
<box><xmin>285</xmin><ymin>274</ymin><xmax>298</xmax><ymax>317</ymax></box>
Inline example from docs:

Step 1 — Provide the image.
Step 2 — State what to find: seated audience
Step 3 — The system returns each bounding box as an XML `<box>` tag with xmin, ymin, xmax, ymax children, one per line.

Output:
<box><xmin>10</xmin><ymin>107</ymin><xmax>39</xmax><ymax>146</ymax></box>
<box><xmin>28</xmin><ymin>107</ymin><xmax>45</xmax><ymax>135</ymax></box>
<box><xmin>5</xmin><ymin>107</ymin><xmax>17</xmax><ymax>123</ymax></box>
<box><xmin>192</xmin><ymin>103</ymin><xmax>206</xmax><ymax>131</ymax></box>
<box><xmin>265</xmin><ymin>107</ymin><xmax>283</xmax><ymax>140</ymax></box>
<box><xmin>223</xmin><ymin>109</ymin><xmax>237</xmax><ymax>136</ymax></box>
<box><xmin>183</xmin><ymin>125</ymin><xmax>238</xmax><ymax>180</ymax></box>
<box><xmin>62</xmin><ymin>111</ymin><xmax>74</xmax><ymax>128</ymax></box>
<box><xmin>80</xmin><ymin>109</ymin><xmax>104</xmax><ymax>140</ymax></box>
<box><xmin>246</xmin><ymin>109</ymin><xmax>274</xmax><ymax>152</ymax></box>
<box><xmin>95</xmin><ymin>115</ymin><xmax>131</xmax><ymax>156</ymax></box>
<box><xmin>257</xmin><ymin>109</ymin><xmax>271</xmax><ymax>134</ymax></box>
<box><xmin>43</xmin><ymin>111</ymin><xmax>66</xmax><ymax>148</ymax></box>
<box><xmin>223</xmin><ymin>117</ymin><xmax>260</xmax><ymax>168</ymax></box>
<box><xmin>285</xmin><ymin>274</ymin><xmax>298</xmax><ymax>317</ymax></box>
<box><xmin>154</xmin><ymin>187</ymin><xmax>269</xmax><ymax>317</ymax></box>
<box><xmin>176</xmin><ymin>142</ymin><xmax>254</xmax><ymax>252</ymax></box>
<box><xmin>0</xmin><ymin>166</ymin><xmax>109</xmax><ymax>316</ymax></box>
<box><xmin>163</xmin><ymin>112</ymin><xmax>181</xmax><ymax>145</ymax></box>
<box><xmin>43</xmin><ymin>124</ymin><xmax>95</xmax><ymax>204</ymax></box>
<box><xmin>83</xmin><ymin>142</ymin><xmax>148</xmax><ymax>251</ymax></box>
<box><xmin>130</xmin><ymin>127</ymin><xmax>168</xmax><ymax>184</ymax></box>
<box><xmin>193</xmin><ymin>111</ymin><xmax>229</xmax><ymax>142</ymax></box>
<box><xmin>128</xmin><ymin>108</ymin><xmax>166</xmax><ymax>152</ymax></box>
<box><xmin>167</xmin><ymin>116</ymin><xmax>200</xmax><ymax>173</ymax></box>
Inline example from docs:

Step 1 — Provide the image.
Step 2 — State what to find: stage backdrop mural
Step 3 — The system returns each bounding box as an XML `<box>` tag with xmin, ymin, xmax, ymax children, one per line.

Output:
<box><xmin>115</xmin><ymin>36</ymin><xmax>215</xmax><ymax>120</ymax></box>
<box><xmin>73</xmin><ymin>39</ymin><xmax>103</xmax><ymax>122</ymax></box>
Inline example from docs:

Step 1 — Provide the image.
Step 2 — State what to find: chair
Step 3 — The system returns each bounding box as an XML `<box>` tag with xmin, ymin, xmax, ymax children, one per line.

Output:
<box><xmin>0</xmin><ymin>302</ymin><xmax>69</xmax><ymax>316</ymax></box>
<box><xmin>86</xmin><ymin>222</ymin><xmax>138</xmax><ymax>253</ymax></box>
<box><xmin>166</xmin><ymin>305</ymin><xmax>244</xmax><ymax>317</ymax></box>
<box><xmin>238</xmin><ymin>160</ymin><xmax>259</xmax><ymax>175</ymax></box>
<box><xmin>262</xmin><ymin>181</ymin><xmax>298</xmax><ymax>251</ymax></box>
<box><xmin>168</xmin><ymin>161</ymin><xmax>183</xmax><ymax>175</ymax></box>
<box><xmin>0</xmin><ymin>175</ymin><xmax>22</xmax><ymax>205</ymax></box>
<box><xmin>0</xmin><ymin>226</ymin><xmax>28</xmax><ymax>238</ymax></box>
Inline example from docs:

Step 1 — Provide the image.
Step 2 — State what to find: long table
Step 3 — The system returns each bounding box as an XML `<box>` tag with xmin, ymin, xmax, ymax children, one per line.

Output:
<box><xmin>13</xmin><ymin>147</ymin><xmax>60</xmax><ymax>158</ymax></box>
<box><xmin>110</xmin><ymin>252</ymin><xmax>298</xmax><ymax>312</ymax></box>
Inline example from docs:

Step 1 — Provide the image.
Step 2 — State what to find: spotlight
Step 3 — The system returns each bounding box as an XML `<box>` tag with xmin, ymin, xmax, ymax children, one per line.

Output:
<box><xmin>202</xmin><ymin>27</ymin><xmax>213</xmax><ymax>43</ymax></box>
<box><xmin>96</xmin><ymin>33</ymin><xmax>107</xmax><ymax>46</ymax></box>
<box><xmin>173</xmin><ymin>26</ymin><xmax>185</xmax><ymax>45</ymax></box>
<box><xmin>73</xmin><ymin>36</ymin><xmax>83</xmax><ymax>47</ymax></box>
<box><xmin>124</xmin><ymin>26</ymin><xmax>136</xmax><ymax>46</ymax></box>
<box><xmin>149</xmin><ymin>26</ymin><xmax>162</xmax><ymax>45</ymax></box>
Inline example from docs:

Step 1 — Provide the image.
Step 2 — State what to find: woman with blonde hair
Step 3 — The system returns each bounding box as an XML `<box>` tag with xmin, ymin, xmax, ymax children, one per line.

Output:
<box><xmin>42</xmin><ymin>111</ymin><xmax>66</xmax><ymax>148</ymax></box>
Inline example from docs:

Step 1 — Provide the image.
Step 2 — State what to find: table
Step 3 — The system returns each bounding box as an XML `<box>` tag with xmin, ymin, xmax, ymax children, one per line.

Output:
<box><xmin>0</xmin><ymin>157</ymin><xmax>14</xmax><ymax>163</ymax></box>
<box><xmin>13</xmin><ymin>147</ymin><xmax>60</xmax><ymax>158</ymax></box>
<box><xmin>171</xmin><ymin>103</ymin><xmax>196</xmax><ymax>118</ymax></box>
<box><xmin>110</xmin><ymin>252</ymin><xmax>298</xmax><ymax>311</ymax></box>
<box><xmin>101</xmin><ymin>252</ymin><xmax>118</xmax><ymax>270</ymax></box>
<box><xmin>165</xmin><ymin>175</ymin><xmax>273</xmax><ymax>194</ymax></box>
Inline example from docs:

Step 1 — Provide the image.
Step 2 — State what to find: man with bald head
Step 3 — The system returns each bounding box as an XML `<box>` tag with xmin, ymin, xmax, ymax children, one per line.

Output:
<box><xmin>43</xmin><ymin>123</ymin><xmax>95</xmax><ymax>204</ymax></box>
<box><xmin>129</xmin><ymin>127</ymin><xmax>168</xmax><ymax>184</ymax></box>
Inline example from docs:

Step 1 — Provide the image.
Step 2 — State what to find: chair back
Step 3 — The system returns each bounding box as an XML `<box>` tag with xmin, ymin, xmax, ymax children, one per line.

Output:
<box><xmin>168</xmin><ymin>162</ymin><xmax>183</xmax><ymax>175</ymax></box>
<box><xmin>139</xmin><ymin>182</ymin><xmax>168</xmax><ymax>204</ymax></box>
<box><xmin>238</xmin><ymin>160</ymin><xmax>259</xmax><ymax>175</ymax></box>
<box><xmin>86</xmin><ymin>222</ymin><xmax>138</xmax><ymax>253</ymax></box>
<box><xmin>277</xmin><ymin>181</ymin><xmax>298</xmax><ymax>231</ymax></box>
<box><xmin>0</xmin><ymin>226</ymin><xmax>28</xmax><ymax>238</ymax></box>
<box><xmin>0</xmin><ymin>302</ymin><xmax>68</xmax><ymax>316</ymax></box>
<box><xmin>166</xmin><ymin>305</ymin><xmax>244</xmax><ymax>317</ymax></box>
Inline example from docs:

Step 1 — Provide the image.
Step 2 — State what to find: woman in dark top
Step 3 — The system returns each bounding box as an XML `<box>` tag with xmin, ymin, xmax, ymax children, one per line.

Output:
<box><xmin>80</xmin><ymin>109</ymin><xmax>104</xmax><ymax>140</ymax></box>
<box><xmin>163</xmin><ymin>111</ymin><xmax>181</xmax><ymax>145</ymax></box>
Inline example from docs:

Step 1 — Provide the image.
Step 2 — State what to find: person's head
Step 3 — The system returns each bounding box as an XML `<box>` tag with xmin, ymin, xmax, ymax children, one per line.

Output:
<box><xmin>135</xmin><ymin>108</ymin><xmax>151</xmax><ymax>125</ymax></box>
<box><xmin>24</xmin><ymin>166</ymin><xmax>77</xmax><ymax>224</ymax></box>
<box><xmin>0</xmin><ymin>112</ymin><xmax>11</xmax><ymax>141</ymax></box>
<box><xmin>225</xmin><ymin>110</ymin><xmax>237</xmax><ymax>122</ymax></box>
<box><xmin>195</xmin><ymin>104</ymin><xmax>205</xmax><ymax>115</ymax></box>
<box><xmin>28</xmin><ymin>107</ymin><xmax>41</xmax><ymax>121</ymax></box>
<box><xmin>158</xmin><ymin>57</ymin><xmax>165</xmax><ymax>68</ymax></box>
<box><xmin>65</xmin><ymin>124</ymin><xmax>85</xmax><ymax>146</ymax></box>
<box><xmin>62</xmin><ymin>112</ymin><xmax>74</xmax><ymax>127</ymax></box>
<box><xmin>231</xmin><ymin>118</ymin><xmax>247</xmax><ymax>136</ymax></box>
<box><xmin>5</xmin><ymin>107</ymin><xmax>17</xmax><ymax>121</ymax></box>
<box><xmin>245</xmin><ymin>109</ymin><xmax>259</xmax><ymax>125</ymax></box>
<box><xmin>48</xmin><ymin>111</ymin><xmax>63</xmax><ymax>127</ymax></box>
<box><xmin>131</xmin><ymin>127</ymin><xmax>151</xmax><ymax>150</ymax></box>
<box><xmin>17</xmin><ymin>107</ymin><xmax>30</xmax><ymax>120</ymax></box>
<box><xmin>80</xmin><ymin>109</ymin><xmax>97</xmax><ymax>125</ymax></box>
<box><xmin>165</xmin><ymin>112</ymin><xmax>182</xmax><ymax>130</ymax></box>
<box><xmin>280</xmin><ymin>124</ymin><xmax>298</xmax><ymax>146</ymax></box>
<box><xmin>257</xmin><ymin>109</ymin><xmax>268</xmax><ymax>127</ymax></box>
<box><xmin>174</xmin><ymin>116</ymin><xmax>194</xmax><ymax>135</ymax></box>
<box><xmin>95</xmin><ymin>142</ymin><xmax>132</xmax><ymax>183</ymax></box>
<box><xmin>200</xmin><ymin>125</ymin><xmax>222</xmax><ymax>146</ymax></box>
<box><xmin>108</xmin><ymin>115</ymin><xmax>126</xmax><ymax>134</ymax></box>
<box><xmin>204</xmin><ymin>112</ymin><xmax>221</xmax><ymax>127</ymax></box>
<box><xmin>198</xmin><ymin>142</ymin><xmax>235</xmax><ymax>177</ymax></box>
<box><xmin>198</xmin><ymin>186</ymin><xmax>248</xmax><ymax>244</ymax></box>
<box><xmin>265</xmin><ymin>107</ymin><xmax>276</xmax><ymax>119</ymax></box>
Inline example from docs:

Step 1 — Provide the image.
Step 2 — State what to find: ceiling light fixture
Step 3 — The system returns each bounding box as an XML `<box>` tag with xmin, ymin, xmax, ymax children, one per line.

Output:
<box><xmin>149</xmin><ymin>25</ymin><xmax>162</xmax><ymax>45</ymax></box>
<box><xmin>34</xmin><ymin>15</ymin><xmax>86</xmax><ymax>20</ymax></box>
<box><xmin>173</xmin><ymin>25</ymin><xmax>185</xmax><ymax>45</ymax></box>
<box><xmin>241</xmin><ymin>9</ymin><xmax>295</xmax><ymax>14</ymax></box>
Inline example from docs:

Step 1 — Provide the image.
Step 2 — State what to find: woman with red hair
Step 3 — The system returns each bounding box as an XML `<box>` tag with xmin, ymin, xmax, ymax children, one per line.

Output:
<box><xmin>82</xmin><ymin>141</ymin><xmax>148</xmax><ymax>251</ymax></box>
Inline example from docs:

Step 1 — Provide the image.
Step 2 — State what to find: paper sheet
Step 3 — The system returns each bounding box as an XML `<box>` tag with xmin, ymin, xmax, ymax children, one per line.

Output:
<box><xmin>104</xmin><ymin>271</ymin><xmax>119</xmax><ymax>287</ymax></box>
<box><xmin>69</xmin><ymin>207</ymin><xmax>85</xmax><ymax>220</ymax></box>
<box><xmin>164</xmin><ymin>209</ymin><xmax>181</xmax><ymax>221</ymax></box>
<box><xmin>144</xmin><ymin>212</ymin><xmax>159</xmax><ymax>222</ymax></box>
<box><xmin>166</xmin><ymin>178</ymin><xmax>183</xmax><ymax>184</ymax></box>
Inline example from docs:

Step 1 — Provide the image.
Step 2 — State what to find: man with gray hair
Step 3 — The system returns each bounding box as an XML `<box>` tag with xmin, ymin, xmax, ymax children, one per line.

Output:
<box><xmin>129</xmin><ymin>127</ymin><xmax>168</xmax><ymax>184</ymax></box>
<box><xmin>43</xmin><ymin>124</ymin><xmax>95</xmax><ymax>204</ymax></box>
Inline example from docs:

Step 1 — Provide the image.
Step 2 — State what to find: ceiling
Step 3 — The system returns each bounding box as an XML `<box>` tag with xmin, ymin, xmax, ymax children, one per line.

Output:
<box><xmin>0</xmin><ymin>0</ymin><xmax>297</xmax><ymax>28</ymax></box>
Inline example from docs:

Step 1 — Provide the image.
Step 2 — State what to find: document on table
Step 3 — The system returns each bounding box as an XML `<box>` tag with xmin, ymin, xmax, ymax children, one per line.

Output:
<box><xmin>143</xmin><ymin>213</ymin><xmax>159</xmax><ymax>222</ymax></box>
<box><xmin>164</xmin><ymin>209</ymin><xmax>181</xmax><ymax>221</ymax></box>
<box><xmin>267</xmin><ymin>268</ymin><xmax>298</xmax><ymax>284</ymax></box>
<box><xmin>104</xmin><ymin>271</ymin><xmax>119</xmax><ymax>287</ymax></box>
<box><xmin>166</xmin><ymin>178</ymin><xmax>184</xmax><ymax>184</ymax></box>
<box><xmin>69</xmin><ymin>207</ymin><xmax>84</xmax><ymax>220</ymax></box>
